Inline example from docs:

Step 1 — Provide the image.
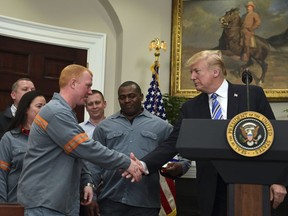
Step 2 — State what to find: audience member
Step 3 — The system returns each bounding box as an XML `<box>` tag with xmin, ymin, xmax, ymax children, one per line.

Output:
<box><xmin>79</xmin><ymin>89</ymin><xmax>107</xmax><ymax>216</ymax></box>
<box><xmin>79</xmin><ymin>89</ymin><xmax>106</xmax><ymax>138</ymax></box>
<box><xmin>0</xmin><ymin>78</ymin><xmax>35</xmax><ymax>138</ymax></box>
<box><xmin>91</xmin><ymin>81</ymin><xmax>190</xmax><ymax>216</ymax></box>
<box><xmin>0</xmin><ymin>91</ymin><xmax>46</xmax><ymax>202</ymax></box>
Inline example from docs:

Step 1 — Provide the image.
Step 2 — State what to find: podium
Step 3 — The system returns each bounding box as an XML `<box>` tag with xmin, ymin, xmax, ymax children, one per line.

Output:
<box><xmin>0</xmin><ymin>203</ymin><xmax>24</xmax><ymax>216</ymax></box>
<box><xmin>176</xmin><ymin>119</ymin><xmax>288</xmax><ymax>216</ymax></box>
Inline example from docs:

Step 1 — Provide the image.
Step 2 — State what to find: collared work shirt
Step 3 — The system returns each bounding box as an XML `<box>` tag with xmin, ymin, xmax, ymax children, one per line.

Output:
<box><xmin>90</xmin><ymin>109</ymin><xmax>173</xmax><ymax>208</ymax></box>
<box><xmin>17</xmin><ymin>93</ymin><xmax>130</xmax><ymax>215</ymax></box>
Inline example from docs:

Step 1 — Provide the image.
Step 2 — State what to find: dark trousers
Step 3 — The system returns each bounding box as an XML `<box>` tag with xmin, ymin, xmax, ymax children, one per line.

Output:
<box><xmin>211</xmin><ymin>175</ymin><xmax>227</xmax><ymax>216</ymax></box>
<box><xmin>99</xmin><ymin>198</ymin><xmax>159</xmax><ymax>216</ymax></box>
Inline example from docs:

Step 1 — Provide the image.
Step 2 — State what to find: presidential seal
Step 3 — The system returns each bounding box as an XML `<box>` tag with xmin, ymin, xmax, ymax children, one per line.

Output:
<box><xmin>226</xmin><ymin>111</ymin><xmax>274</xmax><ymax>157</ymax></box>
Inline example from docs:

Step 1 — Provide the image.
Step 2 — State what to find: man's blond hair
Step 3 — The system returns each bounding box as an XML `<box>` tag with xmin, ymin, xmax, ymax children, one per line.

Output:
<box><xmin>186</xmin><ymin>50</ymin><xmax>227</xmax><ymax>76</ymax></box>
<box><xmin>59</xmin><ymin>64</ymin><xmax>93</xmax><ymax>88</ymax></box>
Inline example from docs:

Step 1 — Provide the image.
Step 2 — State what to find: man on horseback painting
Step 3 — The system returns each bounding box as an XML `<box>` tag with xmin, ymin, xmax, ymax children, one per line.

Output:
<box><xmin>241</xmin><ymin>1</ymin><xmax>261</xmax><ymax>62</ymax></box>
<box><xmin>219</xmin><ymin>4</ymin><xmax>269</xmax><ymax>84</ymax></box>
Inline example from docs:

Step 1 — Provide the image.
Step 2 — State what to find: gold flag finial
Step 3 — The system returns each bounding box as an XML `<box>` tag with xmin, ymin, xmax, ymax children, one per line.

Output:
<box><xmin>149</xmin><ymin>38</ymin><xmax>166</xmax><ymax>62</ymax></box>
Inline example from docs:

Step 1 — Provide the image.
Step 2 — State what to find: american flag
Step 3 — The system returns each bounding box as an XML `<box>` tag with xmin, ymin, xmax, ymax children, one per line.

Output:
<box><xmin>144</xmin><ymin>62</ymin><xmax>177</xmax><ymax>216</ymax></box>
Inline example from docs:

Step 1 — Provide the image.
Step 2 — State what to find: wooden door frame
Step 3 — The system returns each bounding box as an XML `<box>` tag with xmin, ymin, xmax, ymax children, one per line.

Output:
<box><xmin>0</xmin><ymin>15</ymin><xmax>106</xmax><ymax>120</ymax></box>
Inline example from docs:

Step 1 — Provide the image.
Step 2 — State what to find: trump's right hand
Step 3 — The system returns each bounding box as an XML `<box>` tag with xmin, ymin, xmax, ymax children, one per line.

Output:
<box><xmin>123</xmin><ymin>153</ymin><xmax>144</xmax><ymax>182</ymax></box>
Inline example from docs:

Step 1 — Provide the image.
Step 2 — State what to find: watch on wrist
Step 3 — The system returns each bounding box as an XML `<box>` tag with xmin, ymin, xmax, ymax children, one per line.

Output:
<box><xmin>86</xmin><ymin>183</ymin><xmax>95</xmax><ymax>189</ymax></box>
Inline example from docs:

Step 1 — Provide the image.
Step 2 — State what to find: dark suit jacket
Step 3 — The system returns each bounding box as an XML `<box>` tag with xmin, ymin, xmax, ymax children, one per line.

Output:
<box><xmin>0</xmin><ymin>106</ymin><xmax>13</xmax><ymax>139</ymax></box>
<box><xmin>142</xmin><ymin>82</ymin><xmax>275</xmax><ymax>216</ymax></box>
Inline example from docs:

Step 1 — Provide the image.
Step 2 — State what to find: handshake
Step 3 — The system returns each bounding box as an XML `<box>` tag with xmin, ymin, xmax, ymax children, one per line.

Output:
<box><xmin>121</xmin><ymin>153</ymin><xmax>146</xmax><ymax>182</ymax></box>
<box><xmin>122</xmin><ymin>153</ymin><xmax>184</xmax><ymax>182</ymax></box>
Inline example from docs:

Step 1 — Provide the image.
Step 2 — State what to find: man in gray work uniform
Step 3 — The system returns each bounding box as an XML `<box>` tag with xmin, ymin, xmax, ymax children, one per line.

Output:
<box><xmin>90</xmin><ymin>81</ymin><xmax>190</xmax><ymax>216</ymax></box>
<box><xmin>17</xmin><ymin>64</ymin><xmax>143</xmax><ymax>216</ymax></box>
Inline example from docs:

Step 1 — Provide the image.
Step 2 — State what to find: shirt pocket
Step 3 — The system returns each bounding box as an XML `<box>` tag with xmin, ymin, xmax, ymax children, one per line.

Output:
<box><xmin>106</xmin><ymin>131</ymin><xmax>124</xmax><ymax>140</ymax></box>
<box><xmin>140</xmin><ymin>130</ymin><xmax>158</xmax><ymax>153</ymax></box>
<box><xmin>106</xmin><ymin>131</ymin><xmax>125</xmax><ymax>151</ymax></box>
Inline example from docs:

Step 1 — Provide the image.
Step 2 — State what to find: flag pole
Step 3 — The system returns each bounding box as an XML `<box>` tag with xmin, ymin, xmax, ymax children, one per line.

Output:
<box><xmin>145</xmin><ymin>39</ymin><xmax>177</xmax><ymax>216</ymax></box>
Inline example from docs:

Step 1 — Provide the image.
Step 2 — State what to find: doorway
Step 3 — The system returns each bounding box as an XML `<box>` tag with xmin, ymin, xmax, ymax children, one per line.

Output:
<box><xmin>0</xmin><ymin>35</ymin><xmax>87</xmax><ymax>121</ymax></box>
<box><xmin>0</xmin><ymin>15</ymin><xmax>106</xmax><ymax>121</ymax></box>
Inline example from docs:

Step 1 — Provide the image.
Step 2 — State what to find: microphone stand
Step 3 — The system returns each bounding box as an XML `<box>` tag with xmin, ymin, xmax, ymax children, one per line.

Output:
<box><xmin>242</xmin><ymin>68</ymin><xmax>253</xmax><ymax>111</ymax></box>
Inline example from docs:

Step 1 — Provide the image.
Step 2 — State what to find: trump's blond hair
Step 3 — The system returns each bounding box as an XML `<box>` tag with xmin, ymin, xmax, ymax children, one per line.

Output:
<box><xmin>186</xmin><ymin>50</ymin><xmax>227</xmax><ymax>76</ymax></box>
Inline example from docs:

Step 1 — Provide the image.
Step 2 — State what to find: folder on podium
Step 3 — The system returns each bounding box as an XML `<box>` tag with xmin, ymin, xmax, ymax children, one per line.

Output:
<box><xmin>176</xmin><ymin>119</ymin><xmax>288</xmax><ymax>216</ymax></box>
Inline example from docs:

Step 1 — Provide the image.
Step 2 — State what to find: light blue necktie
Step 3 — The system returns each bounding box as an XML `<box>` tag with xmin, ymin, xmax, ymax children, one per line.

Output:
<box><xmin>211</xmin><ymin>93</ymin><xmax>223</xmax><ymax>120</ymax></box>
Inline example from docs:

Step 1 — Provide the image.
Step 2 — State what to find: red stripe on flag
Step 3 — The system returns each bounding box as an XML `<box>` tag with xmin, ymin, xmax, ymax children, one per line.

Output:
<box><xmin>165</xmin><ymin>178</ymin><xmax>176</xmax><ymax>200</ymax></box>
<box><xmin>160</xmin><ymin>180</ymin><xmax>173</xmax><ymax>214</ymax></box>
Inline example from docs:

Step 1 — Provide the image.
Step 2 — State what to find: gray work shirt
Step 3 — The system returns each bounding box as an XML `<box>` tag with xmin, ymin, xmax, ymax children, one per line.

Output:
<box><xmin>90</xmin><ymin>109</ymin><xmax>173</xmax><ymax>208</ymax></box>
<box><xmin>0</xmin><ymin>129</ymin><xmax>28</xmax><ymax>202</ymax></box>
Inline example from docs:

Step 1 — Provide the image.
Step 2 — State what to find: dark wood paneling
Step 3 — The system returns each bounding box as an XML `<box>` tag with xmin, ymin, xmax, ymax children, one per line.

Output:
<box><xmin>0</xmin><ymin>35</ymin><xmax>87</xmax><ymax>122</ymax></box>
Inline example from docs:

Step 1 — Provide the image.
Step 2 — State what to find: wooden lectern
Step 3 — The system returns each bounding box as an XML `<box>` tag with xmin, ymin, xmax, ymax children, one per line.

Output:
<box><xmin>176</xmin><ymin>119</ymin><xmax>288</xmax><ymax>216</ymax></box>
<box><xmin>0</xmin><ymin>203</ymin><xmax>24</xmax><ymax>216</ymax></box>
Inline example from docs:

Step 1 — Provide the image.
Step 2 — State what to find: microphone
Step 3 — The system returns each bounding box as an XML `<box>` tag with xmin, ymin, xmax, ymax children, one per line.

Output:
<box><xmin>242</xmin><ymin>68</ymin><xmax>252</xmax><ymax>111</ymax></box>
<box><xmin>242</xmin><ymin>68</ymin><xmax>253</xmax><ymax>84</ymax></box>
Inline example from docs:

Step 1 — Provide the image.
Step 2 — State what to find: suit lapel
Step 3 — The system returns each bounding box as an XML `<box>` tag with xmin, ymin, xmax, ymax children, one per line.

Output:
<box><xmin>198</xmin><ymin>93</ymin><xmax>211</xmax><ymax>119</ymax></box>
<box><xmin>186</xmin><ymin>93</ymin><xmax>211</xmax><ymax>119</ymax></box>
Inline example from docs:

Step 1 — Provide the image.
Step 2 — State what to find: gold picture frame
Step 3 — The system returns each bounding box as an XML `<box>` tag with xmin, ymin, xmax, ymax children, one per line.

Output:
<box><xmin>170</xmin><ymin>0</ymin><xmax>288</xmax><ymax>101</ymax></box>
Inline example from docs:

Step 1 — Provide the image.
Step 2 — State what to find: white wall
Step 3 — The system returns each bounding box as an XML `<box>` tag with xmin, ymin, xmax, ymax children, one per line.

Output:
<box><xmin>0</xmin><ymin>0</ymin><xmax>287</xmax><ymax>119</ymax></box>
<box><xmin>108</xmin><ymin>0</ymin><xmax>172</xmax><ymax>113</ymax></box>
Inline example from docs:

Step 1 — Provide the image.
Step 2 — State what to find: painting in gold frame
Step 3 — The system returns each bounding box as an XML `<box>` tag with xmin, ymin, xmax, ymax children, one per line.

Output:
<box><xmin>170</xmin><ymin>0</ymin><xmax>288</xmax><ymax>101</ymax></box>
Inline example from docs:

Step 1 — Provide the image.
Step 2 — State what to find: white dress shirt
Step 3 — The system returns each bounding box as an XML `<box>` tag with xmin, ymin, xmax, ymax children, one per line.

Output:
<box><xmin>208</xmin><ymin>79</ymin><xmax>228</xmax><ymax>120</ymax></box>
